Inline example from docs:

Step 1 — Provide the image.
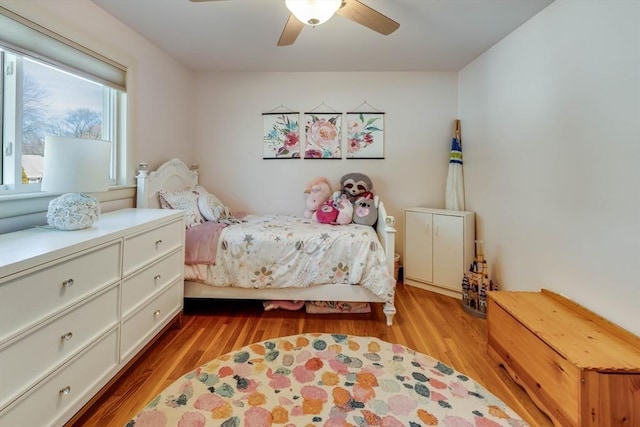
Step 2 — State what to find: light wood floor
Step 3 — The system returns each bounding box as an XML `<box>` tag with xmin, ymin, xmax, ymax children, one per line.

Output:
<box><xmin>70</xmin><ymin>282</ymin><xmax>552</xmax><ymax>426</ymax></box>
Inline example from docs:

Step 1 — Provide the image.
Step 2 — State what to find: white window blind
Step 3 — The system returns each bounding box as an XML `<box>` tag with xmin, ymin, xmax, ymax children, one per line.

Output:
<box><xmin>0</xmin><ymin>6</ymin><xmax>126</xmax><ymax>91</ymax></box>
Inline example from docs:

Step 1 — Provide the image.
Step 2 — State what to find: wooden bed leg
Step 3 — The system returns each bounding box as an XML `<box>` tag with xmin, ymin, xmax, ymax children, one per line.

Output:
<box><xmin>383</xmin><ymin>301</ymin><xmax>396</xmax><ymax>326</ymax></box>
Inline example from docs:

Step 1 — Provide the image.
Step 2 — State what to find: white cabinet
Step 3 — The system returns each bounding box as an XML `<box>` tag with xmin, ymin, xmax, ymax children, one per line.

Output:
<box><xmin>0</xmin><ymin>208</ymin><xmax>184</xmax><ymax>427</ymax></box>
<box><xmin>404</xmin><ymin>207</ymin><xmax>475</xmax><ymax>298</ymax></box>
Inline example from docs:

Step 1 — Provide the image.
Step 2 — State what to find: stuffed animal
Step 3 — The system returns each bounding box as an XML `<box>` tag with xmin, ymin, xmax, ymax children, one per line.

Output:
<box><xmin>353</xmin><ymin>196</ymin><xmax>378</xmax><ymax>226</ymax></box>
<box><xmin>304</xmin><ymin>177</ymin><xmax>332</xmax><ymax>220</ymax></box>
<box><xmin>335</xmin><ymin>193</ymin><xmax>354</xmax><ymax>225</ymax></box>
<box><xmin>315</xmin><ymin>199</ymin><xmax>339</xmax><ymax>224</ymax></box>
<box><xmin>340</xmin><ymin>172</ymin><xmax>374</xmax><ymax>203</ymax></box>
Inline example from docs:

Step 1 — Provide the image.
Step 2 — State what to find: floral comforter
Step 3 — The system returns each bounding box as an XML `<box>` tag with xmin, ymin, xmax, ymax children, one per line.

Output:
<box><xmin>204</xmin><ymin>215</ymin><xmax>395</xmax><ymax>301</ymax></box>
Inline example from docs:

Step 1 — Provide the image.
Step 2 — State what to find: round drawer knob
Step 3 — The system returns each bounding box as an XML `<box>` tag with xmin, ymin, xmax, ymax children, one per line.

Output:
<box><xmin>154</xmin><ymin>275</ymin><xmax>161</xmax><ymax>281</ymax></box>
<box><xmin>153</xmin><ymin>310</ymin><xmax>161</xmax><ymax>317</ymax></box>
<box><xmin>155</xmin><ymin>239</ymin><xmax>163</xmax><ymax>246</ymax></box>
<box><xmin>60</xmin><ymin>386</ymin><xmax>71</xmax><ymax>396</ymax></box>
<box><xmin>61</xmin><ymin>332</ymin><xmax>73</xmax><ymax>341</ymax></box>
<box><xmin>62</xmin><ymin>278</ymin><xmax>74</xmax><ymax>288</ymax></box>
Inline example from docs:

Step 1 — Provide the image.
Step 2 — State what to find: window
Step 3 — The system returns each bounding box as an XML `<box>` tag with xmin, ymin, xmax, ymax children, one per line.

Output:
<box><xmin>0</xmin><ymin>8</ymin><xmax>126</xmax><ymax>195</ymax></box>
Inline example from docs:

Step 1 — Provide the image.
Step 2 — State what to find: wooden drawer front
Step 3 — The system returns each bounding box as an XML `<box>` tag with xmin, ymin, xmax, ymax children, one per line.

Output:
<box><xmin>0</xmin><ymin>285</ymin><xmax>119</xmax><ymax>410</ymax></box>
<box><xmin>123</xmin><ymin>220</ymin><xmax>183</xmax><ymax>276</ymax></box>
<box><xmin>0</xmin><ymin>242</ymin><xmax>121</xmax><ymax>342</ymax></box>
<box><xmin>120</xmin><ymin>280</ymin><xmax>182</xmax><ymax>362</ymax></box>
<box><xmin>122</xmin><ymin>249</ymin><xmax>183</xmax><ymax>317</ymax></box>
<box><xmin>0</xmin><ymin>328</ymin><xmax>118</xmax><ymax>427</ymax></box>
<box><xmin>488</xmin><ymin>301</ymin><xmax>580</xmax><ymax>426</ymax></box>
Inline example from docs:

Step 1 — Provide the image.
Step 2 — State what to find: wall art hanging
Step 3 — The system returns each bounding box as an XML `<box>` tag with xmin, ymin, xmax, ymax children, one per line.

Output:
<box><xmin>303</xmin><ymin>103</ymin><xmax>342</xmax><ymax>159</ymax></box>
<box><xmin>346</xmin><ymin>101</ymin><xmax>385</xmax><ymax>159</ymax></box>
<box><xmin>262</xmin><ymin>111</ymin><xmax>300</xmax><ymax>159</ymax></box>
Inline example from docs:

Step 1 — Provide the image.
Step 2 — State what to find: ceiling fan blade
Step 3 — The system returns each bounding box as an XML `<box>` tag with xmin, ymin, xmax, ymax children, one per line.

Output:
<box><xmin>336</xmin><ymin>0</ymin><xmax>399</xmax><ymax>35</ymax></box>
<box><xmin>277</xmin><ymin>14</ymin><xmax>304</xmax><ymax>46</ymax></box>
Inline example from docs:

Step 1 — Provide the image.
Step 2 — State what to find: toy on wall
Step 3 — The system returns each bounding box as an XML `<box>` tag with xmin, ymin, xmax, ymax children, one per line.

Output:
<box><xmin>339</xmin><ymin>172</ymin><xmax>374</xmax><ymax>202</ymax></box>
<box><xmin>353</xmin><ymin>196</ymin><xmax>378</xmax><ymax>226</ymax></box>
<box><xmin>303</xmin><ymin>177</ymin><xmax>332</xmax><ymax>221</ymax></box>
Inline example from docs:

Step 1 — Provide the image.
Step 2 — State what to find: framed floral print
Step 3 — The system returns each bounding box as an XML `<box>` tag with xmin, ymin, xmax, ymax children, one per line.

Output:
<box><xmin>346</xmin><ymin>112</ymin><xmax>385</xmax><ymax>159</ymax></box>
<box><xmin>263</xmin><ymin>113</ymin><xmax>300</xmax><ymax>159</ymax></box>
<box><xmin>304</xmin><ymin>113</ymin><xmax>342</xmax><ymax>159</ymax></box>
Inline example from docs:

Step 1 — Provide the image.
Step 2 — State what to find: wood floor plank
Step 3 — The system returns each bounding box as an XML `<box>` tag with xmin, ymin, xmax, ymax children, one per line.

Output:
<box><xmin>68</xmin><ymin>283</ymin><xmax>553</xmax><ymax>427</ymax></box>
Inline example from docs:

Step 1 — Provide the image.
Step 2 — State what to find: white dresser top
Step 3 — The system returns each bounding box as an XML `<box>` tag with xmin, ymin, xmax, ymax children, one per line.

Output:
<box><xmin>0</xmin><ymin>208</ymin><xmax>182</xmax><ymax>278</ymax></box>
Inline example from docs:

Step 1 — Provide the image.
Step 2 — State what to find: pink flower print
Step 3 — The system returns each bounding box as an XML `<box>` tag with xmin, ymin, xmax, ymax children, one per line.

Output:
<box><xmin>177</xmin><ymin>411</ymin><xmax>206</xmax><ymax>427</ymax></box>
<box><xmin>380</xmin><ymin>415</ymin><xmax>405</xmax><ymax>427</ymax></box>
<box><xmin>193</xmin><ymin>393</ymin><xmax>226</xmax><ymax>411</ymax></box>
<box><xmin>430</xmin><ymin>391</ymin><xmax>447</xmax><ymax>402</ymax></box>
<box><xmin>268</xmin><ymin>373</ymin><xmax>291</xmax><ymax>390</ymax></box>
<box><xmin>387</xmin><ymin>394</ymin><xmax>417</xmax><ymax>416</ymax></box>
<box><xmin>443</xmin><ymin>415</ymin><xmax>474</xmax><ymax>426</ymax></box>
<box><xmin>474</xmin><ymin>416</ymin><xmax>504</xmax><ymax>427</ymax></box>
<box><xmin>284</xmin><ymin>131</ymin><xmax>299</xmax><ymax>149</ymax></box>
<box><xmin>244</xmin><ymin>406</ymin><xmax>273</xmax><ymax>427</ymax></box>
<box><xmin>450</xmin><ymin>381</ymin><xmax>469</xmax><ymax>398</ymax></box>
<box><xmin>233</xmin><ymin>363</ymin><xmax>252</xmax><ymax>377</ymax></box>
<box><xmin>295</xmin><ymin>349</ymin><xmax>313</xmax><ymax>363</ymax></box>
<box><xmin>348</xmin><ymin>138</ymin><xmax>360</xmax><ymax>153</ymax></box>
<box><xmin>134</xmin><ymin>409</ymin><xmax>168</xmax><ymax>427</ymax></box>
<box><xmin>328</xmin><ymin>357</ymin><xmax>349</xmax><ymax>374</ymax></box>
<box><xmin>292</xmin><ymin>365</ymin><xmax>315</xmax><ymax>383</ymax></box>
<box><xmin>307</xmin><ymin>119</ymin><xmax>339</xmax><ymax>150</ymax></box>
<box><xmin>301</xmin><ymin>385</ymin><xmax>328</xmax><ymax>415</ymax></box>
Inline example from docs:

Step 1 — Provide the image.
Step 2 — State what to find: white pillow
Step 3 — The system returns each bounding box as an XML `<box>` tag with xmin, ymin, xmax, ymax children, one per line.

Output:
<box><xmin>158</xmin><ymin>188</ymin><xmax>206</xmax><ymax>228</ymax></box>
<box><xmin>197</xmin><ymin>192</ymin><xmax>229</xmax><ymax>222</ymax></box>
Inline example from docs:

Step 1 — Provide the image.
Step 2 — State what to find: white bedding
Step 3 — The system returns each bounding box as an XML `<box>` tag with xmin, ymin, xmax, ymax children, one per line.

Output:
<box><xmin>196</xmin><ymin>214</ymin><xmax>395</xmax><ymax>301</ymax></box>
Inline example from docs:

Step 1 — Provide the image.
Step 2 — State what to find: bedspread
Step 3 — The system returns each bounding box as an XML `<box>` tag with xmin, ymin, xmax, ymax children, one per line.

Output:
<box><xmin>205</xmin><ymin>215</ymin><xmax>395</xmax><ymax>300</ymax></box>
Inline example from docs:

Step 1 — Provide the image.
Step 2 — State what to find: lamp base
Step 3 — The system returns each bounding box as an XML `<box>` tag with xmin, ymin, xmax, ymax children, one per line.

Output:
<box><xmin>47</xmin><ymin>193</ymin><xmax>101</xmax><ymax>230</ymax></box>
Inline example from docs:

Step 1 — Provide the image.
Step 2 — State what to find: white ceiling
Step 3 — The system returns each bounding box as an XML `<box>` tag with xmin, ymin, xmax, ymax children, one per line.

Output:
<box><xmin>90</xmin><ymin>0</ymin><xmax>553</xmax><ymax>72</ymax></box>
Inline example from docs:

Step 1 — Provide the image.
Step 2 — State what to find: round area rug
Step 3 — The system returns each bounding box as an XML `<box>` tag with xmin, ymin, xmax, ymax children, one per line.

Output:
<box><xmin>126</xmin><ymin>333</ymin><xmax>528</xmax><ymax>427</ymax></box>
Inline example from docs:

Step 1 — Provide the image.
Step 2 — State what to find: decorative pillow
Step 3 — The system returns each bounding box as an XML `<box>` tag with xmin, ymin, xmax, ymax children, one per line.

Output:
<box><xmin>158</xmin><ymin>188</ymin><xmax>206</xmax><ymax>228</ymax></box>
<box><xmin>197</xmin><ymin>192</ymin><xmax>240</xmax><ymax>224</ymax></box>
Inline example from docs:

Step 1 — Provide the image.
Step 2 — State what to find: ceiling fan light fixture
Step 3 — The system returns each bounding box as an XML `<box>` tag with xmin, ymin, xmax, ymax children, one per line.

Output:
<box><xmin>285</xmin><ymin>0</ymin><xmax>342</xmax><ymax>26</ymax></box>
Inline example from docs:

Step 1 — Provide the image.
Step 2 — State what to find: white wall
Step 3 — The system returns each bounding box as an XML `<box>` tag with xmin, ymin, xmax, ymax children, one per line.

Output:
<box><xmin>459</xmin><ymin>0</ymin><xmax>640</xmax><ymax>335</ymax></box>
<box><xmin>193</xmin><ymin>71</ymin><xmax>459</xmax><ymax>262</ymax></box>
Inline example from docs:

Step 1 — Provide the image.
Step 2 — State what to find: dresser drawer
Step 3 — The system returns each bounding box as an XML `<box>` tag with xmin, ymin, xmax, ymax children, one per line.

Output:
<box><xmin>0</xmin><ymin>328</ymin><xmax>119</xmax><ymax>427</ymax></box>
<box><xmin>0</xmin><ymin>285</ymin><xmax>119</xmax><ymax>410</ymax></box>
<box><xmin>121</xmin><ymin>280</ymin><xmax>182</xmax><ymax>362</ymax></box>
<box><xmin>123</xmin><ymin>219</ymin><xmax>183</xmax><ymax>276</ymax></box>
<box><xmin>122</xmin><ymin>249</ymin><xmax>183</xmax><ymax>317</ymax></box>
<box><xmin>0</xmin><ymin>241</ymin><xmax>121</xmax><ymax>342</ymax></box>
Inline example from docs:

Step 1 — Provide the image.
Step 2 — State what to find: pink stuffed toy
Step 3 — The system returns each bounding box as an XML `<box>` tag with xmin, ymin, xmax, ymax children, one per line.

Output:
<box><xmin>304</xmin><ymin>177</ymin><xmax>332</xmax><ymax>221</ymax></box>
<box><xmin>315</xmin><ymin>199</ymin><xmax>339</xmax><ymax>224</ymax></box>
<box><xmin>335</xmin><ymin>193</ymin><xmax>354</xmax><ymax>225</ymax></box>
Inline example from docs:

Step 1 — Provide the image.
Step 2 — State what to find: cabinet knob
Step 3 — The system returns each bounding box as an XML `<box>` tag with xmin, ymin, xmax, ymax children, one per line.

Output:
<box><xmin>59</xmin><ymin>386</ymin><xmax>71</xmax><ymax>396</ymax></box>
<box><xmin>61</xmin><ymin>332</ymin><xmax>73</xmax><ymax>341</ymax></box>
<box><xmin>153</xmin><ymin>310</ymin><xmax>161</xmax><ymax>317</ymax></box>
<box><xmin>154</xmin><ymin>274</ymin><xmax>161</xmax><ymax>281</ymax></box>
<box><xmin>62</xmin><ymin>278</ymin><xmax>74</xmax><ymax>288</ymax></box>
<box><xmin>155</xmin><ymin>239</ymin><xmax>163</xmax><ymax>247</ymax></box>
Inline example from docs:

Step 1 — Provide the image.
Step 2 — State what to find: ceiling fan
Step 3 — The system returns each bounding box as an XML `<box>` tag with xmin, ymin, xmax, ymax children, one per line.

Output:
<box><xmin>188</xmin><ymin>0</ymin><xmax>400</xmax><ymax>46</ymax></box>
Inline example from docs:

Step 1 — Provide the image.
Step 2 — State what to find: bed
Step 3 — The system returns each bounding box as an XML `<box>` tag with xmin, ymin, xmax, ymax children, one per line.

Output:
<box><xmin>136</xmin><ymin>158</ymin><xmax>397</xmax><ymax>325</ymax></box>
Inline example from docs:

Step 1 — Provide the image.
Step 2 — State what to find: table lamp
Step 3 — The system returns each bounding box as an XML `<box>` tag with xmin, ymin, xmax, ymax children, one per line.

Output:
<box><xmin>41</xmin><ymin>136</ymin><xmax>111</xmax><ymax>230</ymax></box>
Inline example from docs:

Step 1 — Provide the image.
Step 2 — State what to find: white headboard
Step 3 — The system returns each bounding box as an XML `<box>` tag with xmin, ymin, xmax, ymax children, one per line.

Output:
<box><xmin>136</xmin><ymin>159</ymin><xmax>198</xmax><ymax>208</ymax></box>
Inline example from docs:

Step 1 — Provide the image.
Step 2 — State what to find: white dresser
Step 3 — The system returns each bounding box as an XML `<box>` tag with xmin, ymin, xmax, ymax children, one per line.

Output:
<box><xmin>0</xmin><ymin>208</ymin><xmax>184</xmax><ymax>427</ymax></box>
<box><xmin>404</xmin><ymin>207</ymin><xmax>475</xmax><ymax>298</ymax></box>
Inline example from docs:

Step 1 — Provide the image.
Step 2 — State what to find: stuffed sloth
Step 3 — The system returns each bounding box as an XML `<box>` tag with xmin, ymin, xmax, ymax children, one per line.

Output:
<box><xmin>340</xmin><ymin>172</ymin><xmax>374</xmax><ymax>203</ymax></box>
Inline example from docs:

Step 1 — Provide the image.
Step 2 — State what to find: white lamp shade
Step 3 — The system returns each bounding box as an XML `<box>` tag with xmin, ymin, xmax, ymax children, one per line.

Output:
<box><xmin>42</xmin><ymin>136</ymin><xmax>111</xmax><ymax>194</ymax></box>
<box><xmin>285</xmin><ymin>0</ymin><xmax>342</xmax><ymax>26</ymax></box>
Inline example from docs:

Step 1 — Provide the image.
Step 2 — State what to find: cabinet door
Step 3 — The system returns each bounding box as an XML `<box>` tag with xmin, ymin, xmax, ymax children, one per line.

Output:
<box><xmin>432</xmin><ymin>214</ymin><xmax>464</xmax><ymax>290</ymax></box>
<box><xmin>404</xmin><ymin>211</ymin><xmax>433</xmax><ymax>283</ymax></box>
